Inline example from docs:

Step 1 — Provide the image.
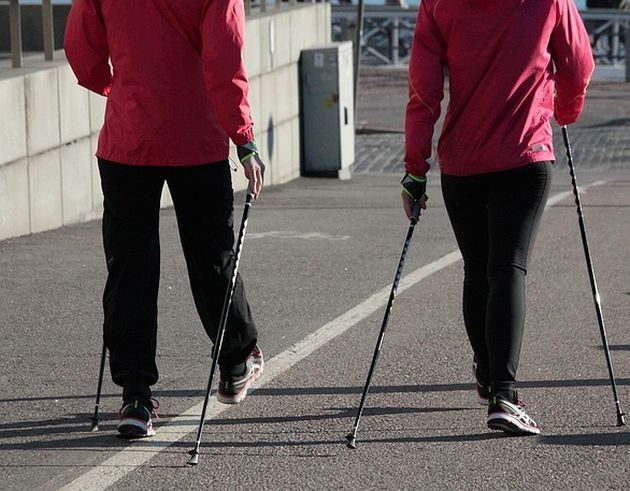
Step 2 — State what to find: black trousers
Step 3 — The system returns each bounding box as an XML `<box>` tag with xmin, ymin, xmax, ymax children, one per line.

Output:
<box><xmin>441</xmin><ymin>162</ymin><xmax>551</xmax><ymax>397</ymax></box>
<box><xmin>98</xmin><ymin>159</ymin><xmax>258</xmax><ymax>401</ymax></box>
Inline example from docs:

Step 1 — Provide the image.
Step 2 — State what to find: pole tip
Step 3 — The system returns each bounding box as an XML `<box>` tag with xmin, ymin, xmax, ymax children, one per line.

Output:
<box><xmin>187</xmin><ymin>451</ymin><xmax>199</xmax><ymax>466</ymax></box>
<box><xmin>345</xmin><ymin>433</ymin><xmax>357</xmax><ymax>449</ymax></box>
<box><xmin>89</xmin><ymin>418</ymin><xmax>99</xmax><ymax>432</ymax></box>
<box><xmin>617</xmin><ymin>412</ymin><xmax>626</xmax><ymax>427</ymax></box>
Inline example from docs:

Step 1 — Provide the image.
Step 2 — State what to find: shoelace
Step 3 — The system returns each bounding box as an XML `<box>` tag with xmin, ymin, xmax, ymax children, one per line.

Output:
<box><xmin>490</xmin><ymin>395</ymin><xmax>528</xmax><ymax>408</ymax></box>
<box><xmin>512</xmin><ymin>402</ymin><xmax>537</xmax><ymax>426</ymax></box>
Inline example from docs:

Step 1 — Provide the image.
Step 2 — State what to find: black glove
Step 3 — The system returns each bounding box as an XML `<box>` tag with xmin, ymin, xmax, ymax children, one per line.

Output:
<box><xmin>401</xmin><ymin>173</ymin><xmax>427</xmax><ymax>201</ymax></box>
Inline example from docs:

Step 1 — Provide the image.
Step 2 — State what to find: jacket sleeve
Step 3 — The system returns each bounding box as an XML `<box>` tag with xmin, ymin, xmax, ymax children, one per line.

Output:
<box><xmin>550</xmin><ymin>0</ymin><xmax>594</xmax><ymax>126</ymax></box>
<box><xmin>200</xmin><ymin>0</ymin><xmax>254</xmax><ymax>146</ymax></box>
<box><xmin>63</xmin><ymin>0</ymin><xmax>112</xmax><ymax>96</ymax></box>
<box><xmin>404</xmin><ymin>0</ymin><xmax>445</xmax><ymax>177</ymax></box>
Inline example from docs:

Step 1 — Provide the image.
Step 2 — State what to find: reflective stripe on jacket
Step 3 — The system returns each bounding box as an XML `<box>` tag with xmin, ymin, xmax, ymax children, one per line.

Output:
<box><xmin>64</xmin><ymin>0</ymin><xmax>254</xmax><ymax>166</ymax></box>
<box><xmin>405</xmin><ymin>0</ymin><xmax>594</xmax><ymax>177</ymax></box>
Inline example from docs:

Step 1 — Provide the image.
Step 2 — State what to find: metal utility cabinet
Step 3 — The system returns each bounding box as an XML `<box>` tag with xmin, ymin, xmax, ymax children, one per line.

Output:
<box><xmin>300</xmin><ymin>42</ymin><xmax>355</xmax><ymax>179</ymax></box>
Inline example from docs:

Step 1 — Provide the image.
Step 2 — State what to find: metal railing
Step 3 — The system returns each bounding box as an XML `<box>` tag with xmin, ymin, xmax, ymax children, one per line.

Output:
<box><xmin>4</xmin><ymin>0</ymin><xmax>54</xmax><ymax>68</ymax></box>
<box><xmin>333</xmin><ymin>5</ymin><xmax>417</xmax><ymax>66</ymax></box>
<box><xmin>244</xmin><ymin>0</ymin><xmax>305</xmax><ymax>15</ymax></box>
<box><xmin>582</xmin><ymin>8</ymin><xmax>630</xmax><ymax>65</ymax></box>
<box><xmin>332</xmin><ymin>5</ymin><xmax>630</xmax><ymax>80</ymax></box>
<box><xmin>2</xmin><ymin>0</ymin><xmax>322</xmax><ymax>69</ymax></box>
<box><xmin>5</xmin><ymin>1</ymin><xmax>628</xmax><ymax>79</ymax></box>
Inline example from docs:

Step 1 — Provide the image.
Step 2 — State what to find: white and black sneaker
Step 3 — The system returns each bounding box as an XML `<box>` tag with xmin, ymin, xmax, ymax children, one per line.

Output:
<box><xmin>217</xmin><ymin>346</ymin><xmax>264</xmax><ymax>404</ymax></box>
<box><xmin>117</xmin><ymin>397</ymin><xmax>159</xmax><ymax>438</ymax></box>
<box><xmin>487</xmin><ymin>393</ymin><xmax>540</xmax><ymax>436</ymax></box>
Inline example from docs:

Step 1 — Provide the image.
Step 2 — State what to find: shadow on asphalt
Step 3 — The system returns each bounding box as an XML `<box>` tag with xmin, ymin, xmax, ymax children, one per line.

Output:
<box><xmin>2</xmin><ymin>428</ymin><xmax>627</xmax><ymax>454</ymax></box>
<box><xmin>540</xmin><ymin>432</ymin><xmax>630</xmax><ymax>446</ymax></box>
<box><xmin>1</xmin><ymin>409</ymin><xmax>628</xmax><ymax>453</ymax></box>
<box><xmin>0</xmin><ymin>406</ymin><xmax>471</xmax><ymax>448</ymax></box>
<box><xmin>2</xmin><ymin>378</ymin><xmax>630</xmax><ymax>453</ymax></box>
<box><xmin>1</xmin><ymin>378</ymin><xmax>629</xmax><ymax>403</ymax></box>
<box><xmin>197</xmin><ymin>405</ymin><xmax>471</xmax><ymax>427</ymax></box>
<box><xmin>0</xmin><ymin>429</ymin><xmax>507</xmax><ymax>452</ymax></box>
<box><xmin>607</xmin><ymin>345</ymin><xmax>630</xmax><ymax>351</ymax></box>
<box><xmin>165</xmin><ymin>432</ymin><xmax>507</xmax><ymax>449</ymax></box>
<box><xmin>583</xmin><ymin>117</ymin><xmax>630</xmax><ymax>128</ymax></box>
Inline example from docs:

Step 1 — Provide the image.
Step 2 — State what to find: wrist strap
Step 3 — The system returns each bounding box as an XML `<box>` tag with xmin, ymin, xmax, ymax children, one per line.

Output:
<box><xmin>401</xmin><ymin>173</ymin><xmax>427</xmax><ymax>200</ymax></box>
<box><xmin>402</xmin><ymin>173</ymin><xmax>426</xmax><ymax>184</ymax></box>
<box><xmin>238</xmin><ymin>141</ymin><xmax>258</xmax><ymax>164</ymax></box>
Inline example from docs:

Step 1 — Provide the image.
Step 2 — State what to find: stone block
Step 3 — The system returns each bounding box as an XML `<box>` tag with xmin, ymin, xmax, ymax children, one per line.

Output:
<box><xmin>318</xmin><ymin>3</ymin><xmax>332</xmax><ymax>42</ymax></box>
<box><xmin>273</xmin><ymin>119</ymin><xmax>295</xmax><ymax>184</ymax></box>
<box><xmin>25</xmin><ymin>68</ymin><xmax>61</xmax><ymax>157</ymax></box>
<box><xmin>248</xmin><ymin>75</ymin><xmax>262</xmax><ymax>134</ymax></box>
<box><xmin>273</xmin><ymin>11</ymin><xmax>292</xmax><ymax>68</ymax></box>
<box><xmin>258</xmin><ymin>16</ymin><xmax>273</xmax><ymax>73</ymax></box>
<box><xmin>0</xmin><ymin>76</ymin><xmax>27</xmax><ymax>166</ymax></box>
<box><xmin>291</xmin><ymin>116</ymin><xmax>301</xmax><ymax>179</ymax></box>
<box><xmin>28</xmin><ymin>149</ymin><xmax>63</xmax><ymax>234</ymax></box>
<box><xmin>244</xmin><ymin>19</ymin><xmax>261</xmax><ymax>78</ymax></box>
<box><xmin>290</xmin><ymin>7</ymin><xmax>317</xmax><ymax>61</ymax></box>
<box><xmin>260</xmin><ymin>71</ymin><xmax>279</xmax><ymax>141</ymax></box>
<box><xmin>275</xmin><ymin>64</ymin><xmax>298</xmax><ymax>124</ymax></box>
<box><xmin>58</xmin><ymin>64</ymin><xmax>90</xmax><ymax>144</ymax></box>
<box><xmin>89</xmin><ymin>90</ymin><xmax>106</xmax><ymax>134</ymax></box>
<box><xmin>0</xmin><ymin>159</ymin><xmax>30</xmax><ymax>240</ymax></box>
<box><xmin>60</xmin><ymin>138</ymin><xmax>94</xmax><ymax>225</ymax></box>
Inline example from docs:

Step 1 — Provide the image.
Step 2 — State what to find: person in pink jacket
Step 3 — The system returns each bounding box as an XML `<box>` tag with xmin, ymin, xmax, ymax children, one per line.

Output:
<box><xmin>401</xmin><ymin>0</ymin><xmax>594</xmax><ymax>435</ymax></box>
<box><xmin>65</xmin><ymin>0</ymin><xmax>265</xmax><ymax>438</ymax></box>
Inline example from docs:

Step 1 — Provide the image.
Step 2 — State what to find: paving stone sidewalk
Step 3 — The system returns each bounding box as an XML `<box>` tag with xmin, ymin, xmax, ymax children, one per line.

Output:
<box><xmin>354</xmin><ymin>68</ymin><xmax>630</xmax><ymax>174</ymax></box>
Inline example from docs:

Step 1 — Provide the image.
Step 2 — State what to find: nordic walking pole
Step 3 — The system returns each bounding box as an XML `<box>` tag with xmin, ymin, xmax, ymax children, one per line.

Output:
<box><xmin>562</xmin><ymin>125</ymin><xmax>626</xmax><ymax>426</ymax></box>
<box><xmin>346</xmin><ymin>202</ymin><xmax>422</xmax><ymax>449</ymax></box>
<box><xmin>188</xmin><ymin>191</ymin><xmax>255</xmax><ymax>465</ymax></box>
<box><xmin>89</xmin><ymin>343</ymin><xmax>107</xmax><ymax>431</ymax></box>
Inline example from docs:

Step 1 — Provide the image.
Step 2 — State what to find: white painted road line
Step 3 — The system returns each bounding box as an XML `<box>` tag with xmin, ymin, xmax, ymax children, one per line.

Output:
<box><xmin>248</xmin><ymin>230</ymin><xmax>351</xmax><ymax>241</ymax></box>
<box><xmin>60</xmin><ymin>182</ymin><xmax>606</xmax><ymax>490</ymax></box>
<box><xmin>545</xmin><ymin>180</ymin><xmax>607</xmax><ymax>207</ymax></box>
<box><xmin>61</xmin><ymin>250</ymin><xmax>462</xmax><ymax>491</ymax></box>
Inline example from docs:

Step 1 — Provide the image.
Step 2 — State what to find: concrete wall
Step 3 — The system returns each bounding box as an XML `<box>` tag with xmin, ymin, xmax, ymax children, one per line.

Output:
<box><xmin>0</xmin><ymin>3</ymin><xmax>331</xmax><ymax>241</ymax></box>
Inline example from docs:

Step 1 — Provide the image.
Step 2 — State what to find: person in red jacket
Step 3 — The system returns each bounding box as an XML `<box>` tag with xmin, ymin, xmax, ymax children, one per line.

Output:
<box><xmin>401</xmin><ymin>0</ymin><xmax>594</xmax><ymax>435</ymax></box>
<box><xmin>64</xmin><ymin>0</ymin><xmax>265</xmax><ymax>438</ymax></box>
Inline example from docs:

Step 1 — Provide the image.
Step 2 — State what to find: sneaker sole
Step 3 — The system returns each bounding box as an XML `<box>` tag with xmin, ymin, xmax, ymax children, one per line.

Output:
<box><xmin>216</xmin><ymin>361</ymin><xmax>264</xmax><ymax>405</ymax></box>
<box><xmin>117</xmin><ymin>418</ymin><xmax>156</xmax><ymax>438</ymax></box>
<box><xmin>487</xmin><ymin>414</ymin><xmax>540</xmax><ymax>436</ymax></box>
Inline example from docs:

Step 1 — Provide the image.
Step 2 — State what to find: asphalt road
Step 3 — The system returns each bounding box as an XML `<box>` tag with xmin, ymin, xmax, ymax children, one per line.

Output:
<box><xmin>0</xmin><ymin>69</ymin><xmax>629</xmax><ymax>490</ymax></box>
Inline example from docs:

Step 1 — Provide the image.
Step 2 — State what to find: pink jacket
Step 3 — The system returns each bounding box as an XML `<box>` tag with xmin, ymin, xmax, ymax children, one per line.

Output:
<box><xmin>405</xmin><ymin>0</ymin><xmax>594</xmax><ymax>177</ymax></box>
<box><xmin>64</xmin><ymin>0</ymin><xmax>254</xmax><ymax>166</ymax></box>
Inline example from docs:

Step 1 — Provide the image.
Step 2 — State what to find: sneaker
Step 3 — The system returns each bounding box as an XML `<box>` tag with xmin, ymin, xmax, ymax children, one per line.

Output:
<box><xmin>487</xmin><ymin>393</ymin><xmax>540</xmax><ymax>436</ymax></box>
<box><xmin>472</xmin><ymin>356</ymin><xmax>490</xmax><ymax>405</ymax></box>
<box><xmin>117</xmin><ymin>397</ymin><xmax>159</xmax><ymax>438</ymax></box>
<box><xmin>217</xmin><ymin>346</ymin><xmax>264</xmax><ymax>404</ymax></box>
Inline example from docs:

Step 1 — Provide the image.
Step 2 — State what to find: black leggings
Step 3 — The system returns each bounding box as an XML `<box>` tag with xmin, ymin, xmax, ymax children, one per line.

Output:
<box><xmin>441</xmin><ymin>162</ymin><xmax>551</xmax><ymax>396</ymax></box>
<box><xmin>99</xmin><ymin>159</ymin><xmax>258</xmax><ymax>401</ymax></box>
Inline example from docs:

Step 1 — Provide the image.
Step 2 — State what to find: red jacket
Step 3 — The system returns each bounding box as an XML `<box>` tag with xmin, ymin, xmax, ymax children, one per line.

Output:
<box><xmin>64</xmin><ymin>0</ymin><xmax>254</xmax><ymax>166</ymax></box>
<box><xmin>405</xmin><ymin>0</ymin><xmax>594</xmax><ymax>177</ymax></box>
